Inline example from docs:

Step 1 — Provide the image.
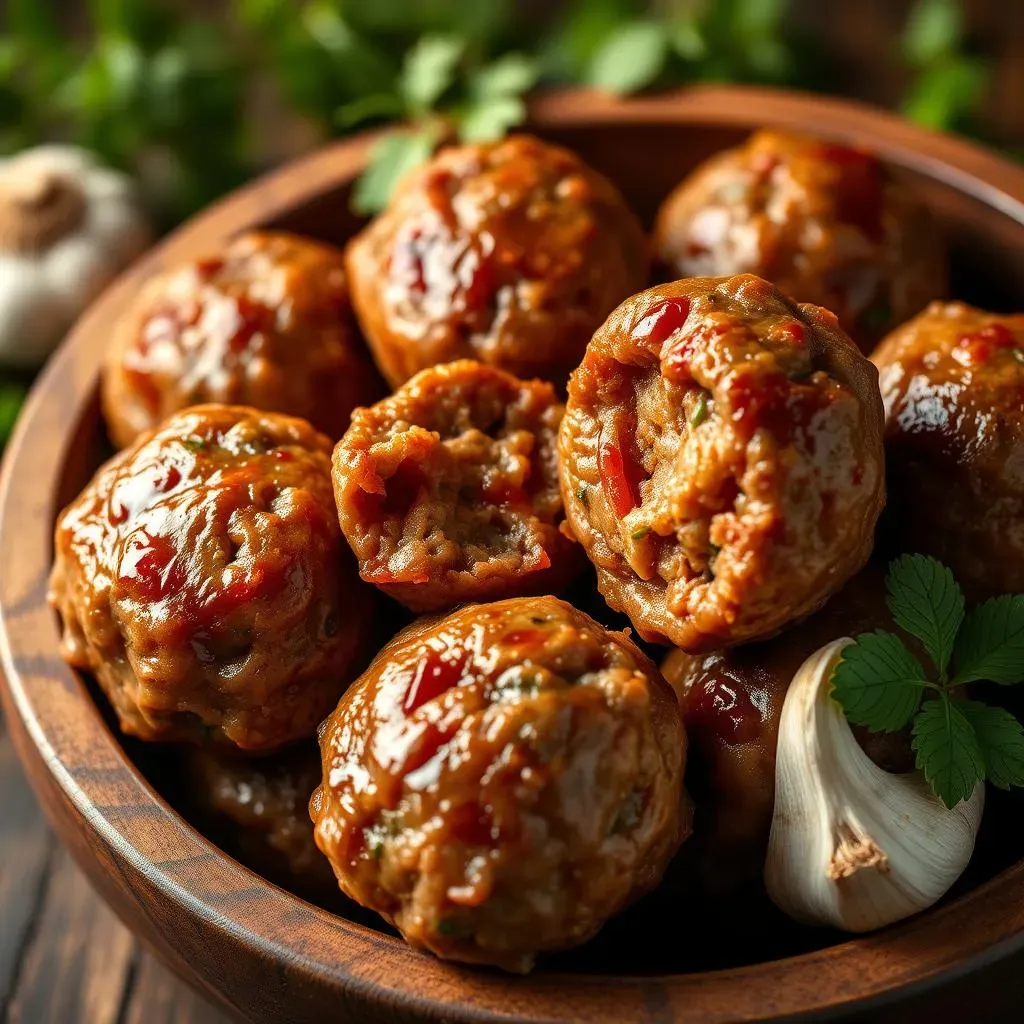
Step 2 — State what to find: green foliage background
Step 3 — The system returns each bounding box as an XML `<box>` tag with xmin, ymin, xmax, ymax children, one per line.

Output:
<box><xmin>0</xmin><ymin>0</ymin><xmax>993</xmax><ymax>446</ymax></box>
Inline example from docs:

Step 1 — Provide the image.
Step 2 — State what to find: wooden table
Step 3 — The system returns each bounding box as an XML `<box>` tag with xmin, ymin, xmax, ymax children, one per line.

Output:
<box><xmin>0</xmin><ymin>713</ymin><xmax>231</xmax><ymax>1024</ymax></box>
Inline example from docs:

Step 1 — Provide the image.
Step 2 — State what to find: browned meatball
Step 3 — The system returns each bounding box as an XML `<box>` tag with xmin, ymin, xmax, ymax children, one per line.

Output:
<box><xmin>872</xmin><ymin>302</ymin><xmax>1024</xmax><ymax>599</ymax></box>
<box><xmin>332</xmin><ymin>359</ymin><xmax>579</xmax><ymax>613</ymax></box>
<box><xmin>311</xmin><ymin>596</ymin><xmax>688</xmax><ymax>973</ymax></box>
<box><xmin>49</xmin><ymin>405</ymin><xmax>373</xmax><ymax>751</ymax></box>
<box><xmin>654</xmin><ymin>131</ymin><xmax>947</xmax><ymax>350</ymax></box>
<box><xmin>558</xmin><ymin>274</ymin><xmax>885</xmax><ymax>653</ymax></box>
<box><xmin>345</xmin><ymin>134</ymin><xmax>648</xmax><ymax>389</ymax></box>
<box><xmin>101</xmin><ymin>231</ymin><xmax>382</xmax><ymax>448</ymax></box>
<box><xmin>184</xmin><ymin>746</ymin><xmax>336</xmax><ymax>900</ymax></box>
<box><xmin>661</xmin><ymin>565</ymin><xmax>912</xmax><ymax>895</ymax></box>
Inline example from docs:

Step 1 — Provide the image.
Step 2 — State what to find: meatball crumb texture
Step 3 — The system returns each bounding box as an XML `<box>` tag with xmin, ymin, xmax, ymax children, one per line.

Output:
<box><xmin>344</xmin><ymin>134</ymin><xmax>649</xmax><ymax>389</ymax></box>
<box><xmin>558</xmin><ymin>274</ymin><xmax>886</xmax><ymax>652</ymax></box>
<box><xmin>654</xmin><ymin>130</ymin><xmax>947</xmax><ymax>349</ymax></box>
<box><xmin>311</xmin><ymin>596</ymin><xmax>688</xmax><ymax>973</ymax></box>
<box><xmin>333</xmin><ymin>359</ymin><xmax>579</xmax><ymax>613</ymax></box>
<box><xmin>872</xmin><ymin>301</ymin><xmax>1024</xmax><ymax>599</ymax></box>
<box><xmin>49</xmin><ymin>404</ymin><xmax>373</xmax><ymax>751</ymax></box>
<box><xmin>101</xmin><ymin>231</ymin><xmax>382</xmax><ymax>448</ymax></box>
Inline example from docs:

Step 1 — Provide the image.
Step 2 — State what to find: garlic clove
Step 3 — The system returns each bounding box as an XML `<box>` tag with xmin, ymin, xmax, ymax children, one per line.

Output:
<box><xmin>765</xmin><ymin>639</ymin><xmax>984</xmax><ymax>933</ymax></box>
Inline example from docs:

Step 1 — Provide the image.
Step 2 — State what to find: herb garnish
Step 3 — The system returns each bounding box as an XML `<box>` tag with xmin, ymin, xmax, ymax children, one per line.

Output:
<box><xmin>689</xmin><ymin>390</ymin><xmax>709</xmax><ymax>428</ymax></box>
<box><xmin>832</xmin><ymin>554</ymin><xmax>1024</xmax><ymax>809</ymax></box>
<box><xmin>631</xmin><ymin>526</ymin><xmax>651</xmax><ymax>540</ymax></box>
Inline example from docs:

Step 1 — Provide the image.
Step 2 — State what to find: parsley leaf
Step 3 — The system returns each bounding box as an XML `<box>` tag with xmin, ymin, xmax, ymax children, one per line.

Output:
<box><xmin>885</xmin><ymin>554</ymin><xmax>964</xmax><ymax>676</ymax></box>
<box><xmin>957</xmin><ymin>701</ymin><xmax>1024</xmax><ymax>791</ymax></box>
<box><xmin>912</xmin><ymin>695</ymin><xmax>985</xmax><ymax>809</ymax></box>
<box><xmin>586</xmin><ymin>20</ymin><xmax>668</xmax><ymax>96</ymax></box>
<box><xmin>831</xmin><ymin>631</ymin><xmax>929</xmax><ymax>732</ymax></box>
<box><xmin>952</xmin><ymin>594</ymin><xmax>1024</xmax><ymax>685</ymax></box>
<box><xmin>459</xmin><ymin>95</ymin><xmax>526</xmax><ymax>143</ymax></box>
<box><xmin>351</xmin><ymin>126</ymin><xmax>438</xmax><ymax>215</ymax></box>
<box><xmin>400</xmin><ymin>34</ymin><xmax>464</xmax><ymax>114</ymax></box>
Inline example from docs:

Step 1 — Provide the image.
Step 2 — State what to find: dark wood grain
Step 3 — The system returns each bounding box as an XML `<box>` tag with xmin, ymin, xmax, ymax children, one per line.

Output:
<box><xmin>120</xmin><ymin>952</ymin><xmax>232</xmax><ymax>1024</ymax></box>
<box><xmin>4</xmin><ymin>86</ymin><xmax>1024</xmax><ymax>1024</ymax></box>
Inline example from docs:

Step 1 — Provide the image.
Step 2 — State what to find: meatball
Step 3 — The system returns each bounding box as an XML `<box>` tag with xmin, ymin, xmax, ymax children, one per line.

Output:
<box><xmin>559</xmin><ymin>274</ymin><xmax>885</xmax><ymax>652</ymax></box>
<box><xmin>654</xmin><ymin>131</ymin><xmax>947</xmax><ymax>350</ymax></box>
<box><xmin>49</xmin><ymin>405</ymin><xmax>372</xmax><ymax>751</ymax></box>
<box><xmin>345</xmin><ymin>134</ymin><xmax>648</xmax><ymax>390</ymax></box>
<box><xmin>184</xmin><ymin>746</ymin><xmax>336</xmax><ymax>900</ymax></box>
<box><xmin>661</xmin><ymin>565</ymin><xmax>912</xmax><ymax>896</ymax></box>
<box><xmin>311</xmin><ymin>596</ymin><xmax>688</xmax><ymax>973</ymax></box>
<box><xmin>872</xmin><ymin>301</ymin><xmax>1024</xmax><ymax>599</ymax></box>
<box><xmin>101</xmin><ymin>231</ymin><xmax>382</xmax><ymax>448</ymax></box>
<box><xmin>333</xmin><ymin>359</ymin><xmax>579</xmax><ymax>613</ymax></box>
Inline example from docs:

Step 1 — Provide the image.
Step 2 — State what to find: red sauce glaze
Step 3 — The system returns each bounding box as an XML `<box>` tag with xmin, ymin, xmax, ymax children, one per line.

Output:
<box><xmin>634</xmin><ymin>297</ymin><xmax>692</xmax><ymax>348</ymax></box>
<box><xmin>812</xmin><ymin>142</ymin><xmax>884</xmax><ymax>242</ymax></box>
<box><xmin>117</xmin><ymin>532</ymin><xmax>185</xmax><ymax>603</ymax></box>
<box><xmin>446</xmin><ymin>801</ymin><xmax>496</xmax><ymax>849</ymax></box>
<box><xmin>153</xmin><ymin>465</ymin><xmax>182</xmax><ymax>492</ymax></box>
<box><xmin>271</xmin><ymin>449</ymin><xmax>294</xmax><ymax>462</ymax></box>
<box><xmin>599</xmin><ymin>437</ymin><xmax>643</xmax><ymax>518</ymax></box>
<box><xmin>953</xmin><ymin>322</ymin><xmax>1018</xmax><ymax>367</ymax></box>
<box><xmin>685</xmin><ymin>675</ymin><xmax>762</xmax><ymax>746</ymax></box>
<box><xmin>502</xmin><ymin>628</ymin><xmax>548</xmax><ymax>647</ymax></box>
<box><xmin>458</xmin><ymin>246</ymin><xmax>498</xmax><ymax>315</ymax></box>
<box><xmin>390</xmin><ymin>226</ymin><xmax>429</xmax><ymax>296</ymax></box>
<box><xmin>226</xmin><ymin>294</ymin><xmax>274</xmax><ymax>353</ymax></box>
<box><xmin>778</xmin><ymin>320</ymin><xmax>806</xmax><ymax>346</ymax></box>
<box><xmin>404</xmin><ymin>649</ymin><xmax>469</xmax><ymax>714</ymax></box>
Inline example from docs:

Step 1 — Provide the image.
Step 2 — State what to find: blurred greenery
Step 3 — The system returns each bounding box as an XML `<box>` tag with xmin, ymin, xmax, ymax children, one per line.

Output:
<box><xmin>0</xmin><ymin>0</ymin><xmax>998</xmax><ymax>448</ymax></box>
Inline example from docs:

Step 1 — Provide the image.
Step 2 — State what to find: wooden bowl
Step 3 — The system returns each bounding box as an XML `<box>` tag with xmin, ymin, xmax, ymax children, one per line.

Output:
<box><xmin>4</xmin><ymin>85</ymin><xmax>1024</xmax><ymax>1024</ymax></box>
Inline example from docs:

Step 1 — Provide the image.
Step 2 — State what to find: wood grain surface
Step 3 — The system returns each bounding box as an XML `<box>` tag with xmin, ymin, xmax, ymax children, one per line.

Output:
<box><xmin>4</xmin><ymin>86</ymin><xmax>1024</xmax><ymax>1024</ymax></box>
<box><xmin>0</xmin><ymin>712</ymin><xmax>231</xmax><ymax>1024</ymax></box>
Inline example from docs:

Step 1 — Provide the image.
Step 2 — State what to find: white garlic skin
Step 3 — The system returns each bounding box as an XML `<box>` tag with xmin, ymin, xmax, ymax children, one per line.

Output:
<box><xmin>0</xmin><ymin>146</ymin><xmax>150</xmax><ymax>369</ymax></box>
<box><xmin>765</xmin><ymin>638</ymin><xmax>984</xmax><ymax>933</ymax></box>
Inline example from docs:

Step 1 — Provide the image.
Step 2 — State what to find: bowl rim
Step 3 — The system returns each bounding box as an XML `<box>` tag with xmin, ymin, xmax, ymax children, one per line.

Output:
<box><xmin>4</xmin><ymin>83</ymin><xmax>1024</xmax><ymax>1023</ymax></box>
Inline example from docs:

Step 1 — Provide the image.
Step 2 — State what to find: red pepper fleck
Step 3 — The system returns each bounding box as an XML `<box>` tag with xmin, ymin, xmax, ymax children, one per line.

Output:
<box><xmin>726</xmin><ymin>368</ymin><xmax>831</xmax><ymax>443</ymax></box>
<box><xmin>109</xmin><ymin>501</ymin><xmax>129</xmax><ymax>526</ymax></box>
<box><xmin>271</xmin><ymin>449</ymin><xmax>294</xmax><ymax>462</ymax></box>
<box><xmin>633</xmin><ymin>297</ymin><xmax>692</xmax><ymax>348</ymax></box>
<box><xmin>458</xmin><ymin>245</ymin><xmax>497</xmax><ymax>314</ymax></box>
<box><xmin>227</xmin><ymin>295</ymin><xmax>272</xmax><ymax>354</ymax></box>
<box><xmin>153</xmin><ymin>465</ymin><xmax>182</xmax><ymax>492</ymax></box>
<box><xmin>954</xmin><ymin>322</ymin><xmax>1017</xmax><ymax>367</ymax></box>
<box><xmin>599</xmin><ymin>438</ymin><xmax>643</xmax><ymax>518</ymax></box>
<box><xmin>685</xmin><ymin>674</ymin><xmax>762</xmax><ymax>746</ymax></box>
<box><xmin>195</xmin><ymin>257</ymin><xmax>226</xmax><ymax>279</ymax></box>
<box><xmin>391</xmin><ymin>227</ymin><xmax>428</xmax><ymax>296</ymax></box>
<box><xmin>404</xmin><ymin>649</ymin><xmax>469</xmax><ymax>714</ymax></box>
<box><xmin>778</xmin><ymin>320</ymin><xmax>805</xmax><ymax>346</ymax></box>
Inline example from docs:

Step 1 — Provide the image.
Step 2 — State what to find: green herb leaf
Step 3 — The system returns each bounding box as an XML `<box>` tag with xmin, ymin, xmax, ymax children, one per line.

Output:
<box><xmin>957</xmin><ymin>701</ymin><xmax>1024</xmax><ymax>791</ymax></box>
<box><xmin>630</xmin><ymin>526</ymin><xmax>651</xmax><ymax>541</ymax></box>
<box><xmin>334</xmin><ymin>92</ymin><xmax>405</xmax><ymax>130</ymax></box>
<box><xmin>0</xmin><ymin>382</ymin><xmax>27</xmax><ymax>449</ymax></box>
<box><xmin>459</xmin><ymin>95</ymin><xmax>526</xmax><ymax>143</ymax></box>
<box><xmin>903</xmin><ymin>0</ymin><xmax>962</xmax><ymax>67</ymax></box>
<box><xmin>885</xmin><ymin>554</ymin><xmax>964</xmax><ymax>676</ymax></box>
<box><xmin>351</xmin><ymin>126</ymin><xmax>438</xmax><ymax>216</ymax></box>
<box><xmin>831</xmin><ymin>631</ymin><xmax>930</xmax><ymax>733</ymax></box>
<box><xmin>912</xmin><ymin>695</ymin><xmax>985</xmax><ymax>808</ymax></box>
<box><xmin>689</xmin><ymin>390</ymin><xmax>709</xmax><ymax>428</ymax></box>
<box><xmin>469</xmin><ymin>53</ymin><xmax>538</xmax><ymax>100</ymax></box>
<box><xmin>668</xmin><ymin>18</ymin><xmax>706</xmax><ymax>61</ymax></box>
<box><xmin>952</xmin><ymin>594</ymin><xmax>1024</xmax><ymax>685</ymax></box>
<box><xmin>901</xmin><ymin>55</ymin><xmax>987</xmax><ymax>130</ymax></box>
<box><xmin>586</xmin><ymin>20</ymin><xmax>668</xmax><ymax>96</ymax></box>
<box><xmin>400</xmin><ymin>33</ymin><xmax>465</xmax><ymax>114</ymax></box>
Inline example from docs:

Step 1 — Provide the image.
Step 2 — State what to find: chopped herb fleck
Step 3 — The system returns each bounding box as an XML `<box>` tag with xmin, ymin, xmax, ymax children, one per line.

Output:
<box><xmin>576</xmin><ymin>483</ymin><xmax>589</xmax><ymax>506</ymax></box>
<box><xmin>529</xmin><ymin>616</ymin><xmax>546</xmax><ymax>625</ymax></box>
<box><xmin>436</xmin><ymin>918</ymin><xmax>461</xmax><ymax>936</ymax></box>
<box><xmin>183</xmin><ymin>435</ymin><xmax>206</xmax><ymax>452</ymax></box>
<box><xmin>689</xmin><ymin>390</ymin><xmax>709</xmax><ymax>428</ymax></box>
<box><xmin>631</xmin><ymin>526</ymin><xmax>651</xmax><ymax>540</ymax></box>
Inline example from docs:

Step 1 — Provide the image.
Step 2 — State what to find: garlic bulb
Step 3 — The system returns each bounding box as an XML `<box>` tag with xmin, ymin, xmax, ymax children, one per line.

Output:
<box><xmin>765</xmin><ymin>638</ymin><xmax>984</xmax><ymax>933</ymax></box>
<box><xmin>0</xmin><ymin>146</ymin><xmax>150</xmax><ymax>369</ymax></box>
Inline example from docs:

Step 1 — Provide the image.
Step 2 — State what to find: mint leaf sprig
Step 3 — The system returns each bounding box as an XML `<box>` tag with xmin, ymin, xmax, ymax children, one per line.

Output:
<box><xmin>832</xmin><ymin>554</ymin><xmax>1024</xmax><ymax>809</ymax></box>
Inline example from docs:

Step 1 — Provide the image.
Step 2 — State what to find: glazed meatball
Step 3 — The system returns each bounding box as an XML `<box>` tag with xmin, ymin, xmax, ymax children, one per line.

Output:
<box><xmin>49</xmin><ymin>405</ymin><xmax>372</xmax><ymax>751</ymax></box>
<box><xmin>559</xmin><ymin>274</ymin><xmax>885</xmax><ymax>652</ymax></box>
<box><xmin>333</xmin><ymin>359</ymin><xmax>579</xmax><ymax>612</ymax></box>
<box><xmin>184</xmin><ymin>746</ymin><xmax>336</xmax><ymax>900</ymax></box>
<box><xmin>872</xmin><ymin>302</ymin><xmax>1024</xmax><ymax>599</ymax></box>
<box><xmin>654</xmin><ymin>131</ymin><xmax>947</xmax><ymax>350</ymax></box>
<box><xmin>311</xmin><ymin>596</ymin><xmax>688</xmax><ymax>973</ymax></box>
<box><xmin>661</xmin><ymin>565</ymin><xmax>912</xmax><ymax>895</ymax></box>
<box><xmin>101</xmin><ymin>231</ymin><xmax>382</xmax><ymax>448</ymax></box>
<box><xmin>345</xmin><ymin>134</ymin><xmax>648</xmax><ymax>389</ymax></box>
